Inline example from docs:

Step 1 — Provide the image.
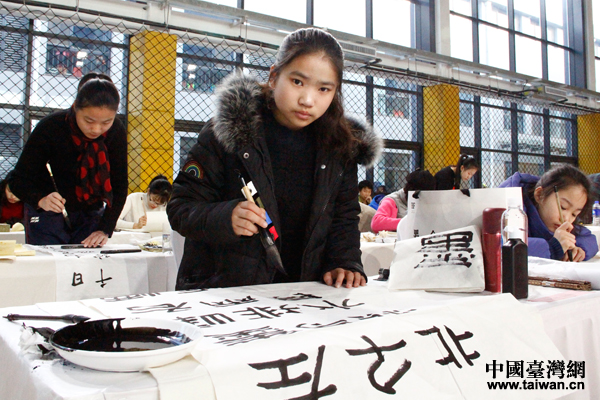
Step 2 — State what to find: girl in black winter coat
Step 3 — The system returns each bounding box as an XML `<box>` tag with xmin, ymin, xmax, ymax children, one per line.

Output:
<box><xmin>168</xmin><ymin>28</ymin><xmax>382</xmax><ymax>290</ymax></box>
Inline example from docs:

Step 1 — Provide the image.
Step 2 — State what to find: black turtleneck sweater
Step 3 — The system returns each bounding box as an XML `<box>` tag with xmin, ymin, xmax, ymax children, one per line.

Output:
<box><xmin>264</xmin><ymin>114</ymin><xmax>316</xmax><ymax>282</ymax></box>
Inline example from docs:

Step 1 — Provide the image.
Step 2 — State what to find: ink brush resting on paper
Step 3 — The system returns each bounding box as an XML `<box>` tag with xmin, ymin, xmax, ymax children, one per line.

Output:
<box><xmin>238</xmin><ymin>174</ymin><xmax>286</xmax><ymax>276</ymax></box>
<box><xmin>554</xmin><ymin>186</ymin><xmax>573</xmax><ymax>262</ymax></box>
<box><xmin>46</xmin><ymin>162</ymin><xmax>72</xmax><ymax>229</ymax></box>
<box><xmin>528</xmin><ymin>276</ymin><xmax>591</xmax><ymax>291</ymax></box>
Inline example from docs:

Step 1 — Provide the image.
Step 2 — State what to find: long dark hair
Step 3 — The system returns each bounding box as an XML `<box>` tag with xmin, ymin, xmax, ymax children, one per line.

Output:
<box><xmin>74</xmin><ymin>78</ymin><xmax>120</xmax><ymax>111</ymax></box>
<box><xmin>453</xmin><ymin>154</ymin><xmax>479</xmax><ymax>189</ymax></box>
<box><xmin>527</xmin><ymin>163</ymin><xmax>592</xmax><ymax>231</ymax></box>
<box><xmin>263</xmin><ymin>28</ymin><xmax>358</xmax><ymax>160</ymax></box>
<box><xmin>147</xmin><ymin>174</ymin><xmax>172</xmax><ymax>205</ymax></box>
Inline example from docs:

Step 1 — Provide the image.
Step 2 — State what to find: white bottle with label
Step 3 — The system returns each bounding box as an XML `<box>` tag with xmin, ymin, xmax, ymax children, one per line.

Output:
<box><xmin>501</xmin><ymin>197</ymin><xmax>528</xmax><ymax>245</ymax></box>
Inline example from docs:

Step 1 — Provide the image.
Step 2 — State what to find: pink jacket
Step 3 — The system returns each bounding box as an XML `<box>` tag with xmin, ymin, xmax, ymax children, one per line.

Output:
<box><xmin>371</xmin><ymin>198</ymin><xmax>401</xmax><ymax>233</ymax></box>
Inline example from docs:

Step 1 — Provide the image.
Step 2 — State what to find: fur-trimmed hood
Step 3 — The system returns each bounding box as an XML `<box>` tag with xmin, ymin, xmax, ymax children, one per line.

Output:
<box><xmin>212</xmin><ymin>73</ymin><xmax>383</xmax><ymax>167</ymax></box>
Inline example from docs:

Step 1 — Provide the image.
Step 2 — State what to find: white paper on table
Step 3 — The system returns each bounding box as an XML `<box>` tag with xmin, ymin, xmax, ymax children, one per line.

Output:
<box><xmin>529</xmin><ymin>256</ymin><xmax>600</xmax><ymax>289</ymax></box>
<box><xmin>50</xmin><ymin>246</ymin><xmax>150</xmax><ymax>302</ymax></box>
<box><xmin>196</xmin><ymin>294</ymin><xmax>570</xmax><ymax>400</ymax></box>
<box><xmin>388</xmin><ymin>225</ymin><xmax>485</xmax><ymax>292</ymax></box>
<box><xmin>120</xmin><ymin>212</ymin><xmax>169</xmax><ymax>233</ymax></box>
<box><xmin>398</xmin><ymin>187</ymin><xmax>522</xmax><ymax>240</ymax></box>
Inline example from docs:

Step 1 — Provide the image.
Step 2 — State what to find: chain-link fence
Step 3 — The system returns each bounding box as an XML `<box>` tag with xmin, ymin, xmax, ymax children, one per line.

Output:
<box><xmin>0</xmin><ymin>1</ymin><xmax>596</xmax><ymax>197</ymax></box>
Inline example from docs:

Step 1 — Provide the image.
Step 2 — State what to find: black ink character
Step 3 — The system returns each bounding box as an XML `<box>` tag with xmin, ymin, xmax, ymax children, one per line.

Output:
<box><xmin>199</xmin><ymin>295</ymin><xmax>258</xmax><ymax>307</ymax></box>
<box><xmin>249</xmin><ymin>345</ymin><xmax>337</xmax><ymax>399</ymax></box>
<box><xmin>206</xmin><ymin>326</ymin><xmax>295</xmax><ymax>346</ymax></box>
<box><xmin>233</xmin><ymin>305</ymin><xmax>300</xmax><ymax>320</ymax></box>
<box><xmin>176</xmin><ymin>313</ymin><xmax>235</xmax><ymax>329</ymax></box>
<box><xmin>72</xmin><ymin>272</ymin><xmax>84</xmax><ymax>286</ymax></box>
<box><xmin>346</xmin><ymin>335</ymin><xmax>411</xmax><ymax>394</ymax></box>
<box><xmin>127</xmin><ymin>302</ymin><xmax>192</xmax><ymax>314</ymax></box>
<box><xmin>415</xmin><ymin>325</ymin><xmax>480</xmax><ymax>368</ymax></box>
<box><xmin>95</xmin><ymin>268</ymin><xmax>112</xmax><ymax>288</ymax></box>
<box><xmin>302</xmin><ymin>299</ymin><xmax>364</xmax><ymax>311</ymax></box>
<box><xmin>415</xmin><ymin>231</ymin><xmax>476</xmax><ymax>269</ymax></box>
<box><xmin>274</xmin><ymin>293</ymin><xmax>323</xmax><ymax>301</ymax></box>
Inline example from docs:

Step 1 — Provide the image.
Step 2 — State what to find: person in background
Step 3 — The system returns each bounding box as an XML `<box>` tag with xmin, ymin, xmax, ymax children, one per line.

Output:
<box><xmin>116</xmin><ymin>174</ymin><xmax>172</xmax><ymax>230</ymax></box>
<box><xmin>499</xmin><ymin>164</ymin><xmax>598</xmax><ymax>262</ymax></box>
<box><xmin>168</xmin><ymin>28</ymin><xmax>382</xmax><ymax>290</ymax></box>
<box><xmin>11</xmin><ymin>77</ymin><xmax>128</xmax><ymax>246</ymax></box>
<box><xmin>371</xmin><ymin>169</ymin><xmax>436</xmax><ymax>233</ymax></box>
<box><xmin>435</xmin><ymin>154</ymin><xmax>479</xmax><ymax>190</ymax></box>
<box><xmin>358</xmin><ymin>180</ymin><xmax>373</xmax><ymax>205</ymax></box>
<box><xmin>0</xmin><ymin>170</ymin><xmax>24</xmax><ymax>226</ymax></box>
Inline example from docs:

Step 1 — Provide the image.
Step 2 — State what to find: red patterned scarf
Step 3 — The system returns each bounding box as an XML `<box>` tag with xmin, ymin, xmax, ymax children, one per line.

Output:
<box><xmin>67</xmin><ymin>109</ymin><xmax>113</xmax><ymax>207</ymax></box>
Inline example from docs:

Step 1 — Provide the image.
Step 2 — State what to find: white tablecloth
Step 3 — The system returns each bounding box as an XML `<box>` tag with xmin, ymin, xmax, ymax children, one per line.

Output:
<box><xmin>0</xmin><ymin>282</ymin><xmax>597</xmax><ymax>400</ymax></box>
<box><xmin>360</xmin><ymin>241</ymin><xmax>395</xmax><ymax>276</ymax></box>
<box><xmin>0</xmin><ymin>230</ymin><xmax>160</xmax><ymax>245</ymax></box>
<box><xmin>0</xmin><ymin>245</ymin><xmax>178</xmax><ymax>307</ymax></box>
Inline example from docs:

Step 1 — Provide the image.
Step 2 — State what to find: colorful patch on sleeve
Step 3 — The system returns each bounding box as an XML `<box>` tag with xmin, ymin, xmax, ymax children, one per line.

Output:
<box><xmin>183</xmin><ymin>160</ymin><xmax>204</xmax><ymax>179</ymax></box>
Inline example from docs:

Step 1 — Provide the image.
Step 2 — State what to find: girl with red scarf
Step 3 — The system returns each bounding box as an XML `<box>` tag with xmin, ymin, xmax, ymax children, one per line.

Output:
<box><xmin>11</xmin><ymin>77</ymin><xmax>128</xmax><ymax>246</ymax></box>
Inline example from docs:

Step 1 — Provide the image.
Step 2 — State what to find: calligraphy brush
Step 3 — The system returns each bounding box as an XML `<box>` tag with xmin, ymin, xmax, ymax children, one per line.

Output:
<box><xmin>238</xmin><ymin>174</ymin><xmax>286</xmax><ymax>276</ymax></box>
<box><xmin>554</xmin><ymin>186</ymin><xmax>573</xmax><ymax>262</ymax></box>
<box><xmin>46</xmin><ymin>162</ymin><xmax>72</xmax><ymax>229</ymax></box>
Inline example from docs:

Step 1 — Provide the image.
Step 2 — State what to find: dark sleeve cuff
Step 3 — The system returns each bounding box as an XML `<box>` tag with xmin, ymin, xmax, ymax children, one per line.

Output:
<box><xmin>548</xmin><ymin>237</ymin><xmax>565</xmax><ymax>260</ymax></box>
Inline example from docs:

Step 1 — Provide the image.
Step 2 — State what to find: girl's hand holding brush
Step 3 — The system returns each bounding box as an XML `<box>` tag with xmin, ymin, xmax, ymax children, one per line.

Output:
<box><xmin>38</xmin><ymin>192</ymin><xmax>66</xmax><ymax>213</ymax></box>
<box><xmin>232</xmin><ymin>201</ymin><xmax>268</xmax><ymax>236</ymax></box>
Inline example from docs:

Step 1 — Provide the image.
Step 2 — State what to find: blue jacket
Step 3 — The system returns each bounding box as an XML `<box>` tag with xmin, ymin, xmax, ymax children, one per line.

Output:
<box><xmin>499</xmin><ymin>172</ymin><xmax>598</xmax><ymax>261</ymax></box>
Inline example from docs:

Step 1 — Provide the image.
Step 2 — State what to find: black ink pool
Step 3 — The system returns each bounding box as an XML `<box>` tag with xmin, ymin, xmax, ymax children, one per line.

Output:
<box><xmin>51</xmin><ymin>318</ymin><xmax>192</xmax><ymax>352</ymax></box>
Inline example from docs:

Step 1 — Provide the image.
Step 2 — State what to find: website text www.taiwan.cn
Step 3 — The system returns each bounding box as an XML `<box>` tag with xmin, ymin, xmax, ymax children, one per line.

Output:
<box><xmin>486</xmin><ymin>359</ymin><xmax>585</xmax><ymax>391</ymax></box>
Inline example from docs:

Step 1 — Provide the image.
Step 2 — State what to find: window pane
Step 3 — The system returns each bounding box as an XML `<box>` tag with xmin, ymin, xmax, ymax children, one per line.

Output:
<box><xmin>515</xmin><ymin>35</ymin><xmax>541</xmax><ymax>78</ymax></box>
<box><xmin>479</xmin><ymin>25</ymin><xmax>508</xmax><ymax>70</ymax></box>
<box><xmin>481</xmin><ymin>151</ymin><xmax>512</xmax><ymax>188</ymax></box>
<box><xmin>518</xmin><ymin>113</ymin><xmax>543</xmax><ymax>154</ymax></box>
<box><xmin>596</xmin><ymin>59</ymin><xmax>600</xmax><ymax>92</ymax></box>
<box><xmin>549</xmin><ymin>117</ymin><xmax>573</xmax><ymax>157</ymax></box>
<box><xmin>548</xmin><ymin>45</ymin><xmax>568</xmax><ymax>84</ymax></box>
<box><xmin>518</xmin><ymin>154</ymin><xmax>544</xmax><ymax>176</ymax></box>
<box><xmin>373</xmin><ymin>149</ymin><xmax>418</xmax><ymax>193</ymax></box>
<box><xmin>595</xmin><ymin>1</ymin><xmax>600</xmax><ymax>57</ymax></box>
<box><xmin>478</xmin><ymin>0</ymin><xmax>508</xmax><ymax>28</ymax></box>
<box><xmin>481</xmin><ymin>105</ymin><xmax>511</xmax><ymax>151</ymax></box>
<box><xmin>514</xmin><ymin>0</ymin><xmax>541</xmax><ymax>38</ymax></box>
<box><xmin>373</xmin><ymin>0</ymin><xmax>413</xmax><ymax>47</ymax></box>
<box><xmin>245</xmin><ymin>0</ymin><xmax>306</xmax><ymax>23</ymax></box>
<box><xmin>450</xmin><ymin>0</ymin><xmax>472</xmax><ymax>16</ymax></box>
<box><xmin>450</xmin><ymin>15</ymin><xmax>473</xmax><ymax>61</ymax></box>
<box><xmin>314</xmin><ymin>0</ymin><xmax>365</xmax><ymax>36</ymax></box>
<box><xmin>545</xmin><ymin>0</ymin><xmax>568</xmax><ymax>46</ymax></box>
<box><xmin>459</xmin><ymin>102</ymin><xmax>475</xmax><ymax>147</ymax></box>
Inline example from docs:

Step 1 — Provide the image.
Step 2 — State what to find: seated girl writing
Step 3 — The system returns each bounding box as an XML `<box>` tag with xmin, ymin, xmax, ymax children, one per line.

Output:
<box><xmin>499</xmin><ymin>164</ymin><xmax>598</xmax><ymax>261</ymax></box>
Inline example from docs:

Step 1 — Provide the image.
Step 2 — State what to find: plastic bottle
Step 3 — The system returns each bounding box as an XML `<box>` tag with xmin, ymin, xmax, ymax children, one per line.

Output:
<box><xmin>162</xmin><ymin>222</ymin><xmax>172</xmax><ymax>253</ymax></box>
<box><xmin>501</xmin><ymin>197</ymin><xmax>528</xmax><ymax>245</ymax></box>
<box><xmin>593</xmin><ymin>201</ymin><xmax>600</xmax><ymax>226</ymax></box>
<box><xmin>482</xmin><ymin>208</ymin><xmax>505</xmax><ymax>293</ymax></box>
<box><xmin>502</xmin><ymin>226</ymin><xmax>528</xmax><ymax>299</ymax></box>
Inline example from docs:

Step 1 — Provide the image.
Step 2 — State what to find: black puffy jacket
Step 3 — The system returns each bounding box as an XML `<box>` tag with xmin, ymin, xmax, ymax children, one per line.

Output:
<box><xmin>168</xmin><ymin>74</ymin><xmax>382</xmax><ymax>290</ymax></box>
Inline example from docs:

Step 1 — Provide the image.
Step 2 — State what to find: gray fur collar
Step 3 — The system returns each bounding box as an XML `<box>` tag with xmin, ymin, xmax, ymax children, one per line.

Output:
<box><xmin>213</xmin><ymin>72</ymin><xmax>383</xmax><ymax>167</ymax></box>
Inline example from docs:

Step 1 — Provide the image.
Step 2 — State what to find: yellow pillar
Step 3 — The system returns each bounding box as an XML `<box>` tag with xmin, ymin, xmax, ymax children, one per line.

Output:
<box><xmin>577</xmin><ymin>113</ymin><xmax>600</xmax><ymax>174</ymax></box>
<box><xmin>127</xmin><ymin>30</ymin><xmax>178</xmax><ymax>192</ymax></box>
<box><xmin>423</xmin><ymin>84</ymin><xmax>460</xmax><ymax>174</ymax></box>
